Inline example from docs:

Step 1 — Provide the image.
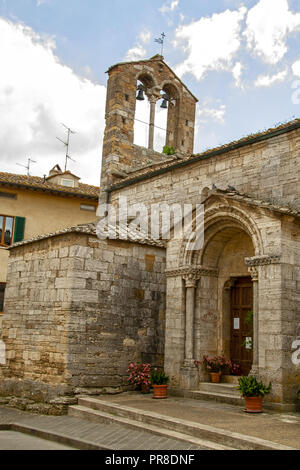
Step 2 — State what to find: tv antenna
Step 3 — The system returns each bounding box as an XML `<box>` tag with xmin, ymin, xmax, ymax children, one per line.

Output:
<box><xmin>56</xmin><ymin>123</ymin><xmax>77</xmax><ymax>172</ymax></box>
<box><xmin>154</xmin><ymin>32</ymin><xmax>166</xmax><ymax>56</ymax></box>
<box><xmin>16</xmin><ymin>157</ymin><xmax>37</xmax><ymax>176</ymax></box>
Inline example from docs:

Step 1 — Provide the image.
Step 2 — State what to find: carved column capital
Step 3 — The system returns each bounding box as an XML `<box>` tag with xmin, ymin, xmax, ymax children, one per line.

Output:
<box><xmin>248</xmin><ymin>266</ymin><xmax>258</xmax><ymax>282</ymax></box>
<box><xmin>183</xmin><ymin>273</ymin><xmax>200</xmax><ymax>288</ymax></box>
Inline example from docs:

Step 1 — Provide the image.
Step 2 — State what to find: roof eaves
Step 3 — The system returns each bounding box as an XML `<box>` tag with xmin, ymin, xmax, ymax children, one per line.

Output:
<box><xmin>108</xmin><ymin>119</ymin><xmax>300</xmax><ymax>193</ymax></box>
<box><xmin>0</xmin><ymin>180</ymin><xmax>99</xmax><ymax>200</ymax></box>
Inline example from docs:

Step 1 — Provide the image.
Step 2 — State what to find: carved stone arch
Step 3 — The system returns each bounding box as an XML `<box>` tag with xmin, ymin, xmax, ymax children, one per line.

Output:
<box><xmin>160</xmin><ymin>80</ymin><xmax>181</xmax><ymax>100</ymax></box>
<box><xmin>179</xmin><ymin>203</ymin><xmax>263</xmax><ymax>268</ymax></box>
<box><xmin>136</xmin><ymin>71</ymin><xmax>158</xmax><ymax>90</ymax></box>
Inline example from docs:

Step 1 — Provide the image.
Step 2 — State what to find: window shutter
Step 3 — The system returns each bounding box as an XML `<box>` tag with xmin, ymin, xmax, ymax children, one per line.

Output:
<box><xmin>13</xmin><ymin>217</ymin><xmax>26</xmax><ymax>243</ymax></box>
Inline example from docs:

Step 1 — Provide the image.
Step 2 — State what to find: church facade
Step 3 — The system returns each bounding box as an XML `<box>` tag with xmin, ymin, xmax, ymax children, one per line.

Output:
<box><xmin>0</xmin><ymin>55</ymin><xmax>299</xmax><ymax>413</ymax></box>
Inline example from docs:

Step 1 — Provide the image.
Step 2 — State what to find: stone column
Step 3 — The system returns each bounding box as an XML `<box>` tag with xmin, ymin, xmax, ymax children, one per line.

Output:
<box><xmin>248</xmin><ymin>266</ymin><xmax>259</xmax><ymax>376</ymax></box>
<box><xmin>184</xmin><ymin>275</ymin><xmax>198</xmax><ymax>364</ymax></box>
<box><xmin>148</xmin><ymin>97</ymin><xmax>156</xmax><ymax>150</ymax></box>
<box><xmin>180</xmin><ymin>272</ymin><xmax>200</xmax><ymax>389</ymax></box>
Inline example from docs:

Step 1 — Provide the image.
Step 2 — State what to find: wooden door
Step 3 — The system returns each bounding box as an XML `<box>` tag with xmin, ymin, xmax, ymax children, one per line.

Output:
<box><xmin>230</xmin><ymin>277</ymin><xmax>253</xmax><ymax>376</ymax></box>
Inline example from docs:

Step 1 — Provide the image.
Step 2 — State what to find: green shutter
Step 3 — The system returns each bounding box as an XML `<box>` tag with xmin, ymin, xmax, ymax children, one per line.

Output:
<box><xmin>13</xmin><ymin>217</ymin><xmax>26</xmax><ymax>243</ymax></box>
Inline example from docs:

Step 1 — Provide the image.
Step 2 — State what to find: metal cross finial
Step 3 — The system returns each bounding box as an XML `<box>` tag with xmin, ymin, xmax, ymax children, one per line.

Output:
<box><xmin>154</xmin><ymin>32</ymin><xmax>166</xmax><ymax>56</ymax></box>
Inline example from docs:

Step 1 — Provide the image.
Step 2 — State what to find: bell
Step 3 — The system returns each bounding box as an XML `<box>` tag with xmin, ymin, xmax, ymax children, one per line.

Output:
<box><xmin>160</xmin><ymin>98</ymin><xmax>168</xmax><ymax>109</ymax></box>
<box><xmin>136</xmin><ymin>89</ymin><xmax>145</xmax><ymax>101</ymax></box>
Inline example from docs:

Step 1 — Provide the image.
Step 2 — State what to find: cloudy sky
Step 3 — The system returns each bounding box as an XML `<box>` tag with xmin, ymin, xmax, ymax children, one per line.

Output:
<box><xmin>0</xmin><ymin>0</ymin><xmax>300</xmax><ymax>185</ymax></box>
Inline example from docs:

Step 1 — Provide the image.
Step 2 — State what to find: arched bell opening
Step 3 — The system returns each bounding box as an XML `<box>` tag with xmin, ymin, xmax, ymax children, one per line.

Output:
<box><xmin>134</xmin><ymin>79</ymin><xmax>151</xmax><ymax>148</ymax></box>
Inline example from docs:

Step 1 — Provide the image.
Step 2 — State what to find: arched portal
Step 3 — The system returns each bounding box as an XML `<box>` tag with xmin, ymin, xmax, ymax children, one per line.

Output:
<box><xmin>177</xmin><ymin>204</ymin><xmax>262</xmax><ymax>383</ymax></box>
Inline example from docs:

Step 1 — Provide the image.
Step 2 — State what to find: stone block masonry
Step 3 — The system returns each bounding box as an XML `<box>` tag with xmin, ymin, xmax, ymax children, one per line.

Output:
<box><xmin>0</xmin><ymin>231</ymin><xmax>166</xmax><ymax>411</ymax></box>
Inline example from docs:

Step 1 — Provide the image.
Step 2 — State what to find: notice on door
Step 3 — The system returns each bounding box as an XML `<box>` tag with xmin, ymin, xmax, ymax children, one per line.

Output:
<box><xmin>234</xmin><ymin>318</ymin><xmax>240</xmax><ymax>330</ymax></box>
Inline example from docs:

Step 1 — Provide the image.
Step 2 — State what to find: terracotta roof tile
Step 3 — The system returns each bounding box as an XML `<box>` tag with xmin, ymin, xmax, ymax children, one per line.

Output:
<box><xmin>9</xmin><ymin>222</ymin><xmax>166</xmax><ymax>249</ymax></box>
<box><xmin>0</xmin><ymin>172</ymin><xmax>99</xmax><ymax>200</ymax></box>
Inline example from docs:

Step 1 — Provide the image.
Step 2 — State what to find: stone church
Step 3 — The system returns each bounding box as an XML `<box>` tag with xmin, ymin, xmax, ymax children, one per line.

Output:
<box><xmin>0</xmin><ymin>55</ymin><xmax>299</xmax><ymax>413</ymax></box>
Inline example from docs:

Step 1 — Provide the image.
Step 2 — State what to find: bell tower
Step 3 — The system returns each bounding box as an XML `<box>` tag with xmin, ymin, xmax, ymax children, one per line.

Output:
<box><xmin>100</xmin><ymin>54</ymin><xmax>198</xmax><ymax>201</ymax></box>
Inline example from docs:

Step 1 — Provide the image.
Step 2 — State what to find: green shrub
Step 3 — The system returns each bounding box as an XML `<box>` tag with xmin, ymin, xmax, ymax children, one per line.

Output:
<box><xmin>237</xmin><ymin>376</ymin><xmax>272</xmax><ymax>397</ymax></box>
<box><xmin>150</xmin><ymin>368</ymin><xmax>169</xmax><ymax>385</ymax></box>
<box><xmin>162</xmin><ymin>145</ymin><xmax>175</xmax><ymax>155</ymax></box>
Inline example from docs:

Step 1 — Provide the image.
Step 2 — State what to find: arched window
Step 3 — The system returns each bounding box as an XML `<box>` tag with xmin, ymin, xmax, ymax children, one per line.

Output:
<box><xmin>133</xmin><ymin>74</ymin><xmax>155</xmax><ymax>149</ymax></box>
<box><xmin>134</xmin><ymin>80</ymin><xmax>150</xmax><ymax>148</ymax></box>
<box><xmin>153</xmin><ymin>91</ymin><xmax>168</xmax><ymax>153</ymax></box>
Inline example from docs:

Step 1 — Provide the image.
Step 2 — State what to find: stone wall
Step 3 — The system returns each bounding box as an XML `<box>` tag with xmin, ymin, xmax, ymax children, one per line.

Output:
<box><xmin>0</xmin><ymin>231</ymin><xmax>166</xmax><ymax>408</ymax></box>
<box><xmin>109</xmin><ymin>129</ymin><xmax>300</xmax><ymax>212</ymax></box>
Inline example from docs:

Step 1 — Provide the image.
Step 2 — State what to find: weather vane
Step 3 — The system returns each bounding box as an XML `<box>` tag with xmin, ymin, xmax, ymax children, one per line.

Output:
<box><xmin>155</xmin><ymin>32</ymin><xmax>166</xmax><ymax>56</ymax></box>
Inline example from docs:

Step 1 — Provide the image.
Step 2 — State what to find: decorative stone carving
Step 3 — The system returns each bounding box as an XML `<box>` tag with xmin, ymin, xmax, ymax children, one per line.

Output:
<box><xmin>248</xmin><ymin>266</ymin><xmax>258</xmax><ymax>282</ymax></box>
<box><xmin>183</xmin><ymin>273</ymin><xmax>199</xmax><ymax>288</ymax></box>
<box><xmin>165</xmin><ymin>266</ymin><xmax>218</xmax><ymax>279</ymax></box>
<box><xmin>245</xmin><ymin>255</ymin><xmax>281</xmax><ymax>266</ymax></box>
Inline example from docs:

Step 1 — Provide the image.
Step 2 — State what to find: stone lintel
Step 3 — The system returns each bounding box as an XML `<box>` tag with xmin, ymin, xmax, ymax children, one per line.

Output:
<box><xmin>245</xmin><ymin>255</ymin><xmax>281</xmax><ymax>267</ymax></box>
<box><xmin>165</xmin><ymin>266</ymin><xmax>218</xmax><ymax>279</ymax></box>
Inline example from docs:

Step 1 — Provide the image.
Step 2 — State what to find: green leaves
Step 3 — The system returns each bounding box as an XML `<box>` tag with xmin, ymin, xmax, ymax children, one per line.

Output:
<box><xmin>150</xmin><ymin>369</ymin><xmax>169</xmax><ymax>385</ymax></box>
<box><xmin>237</xmin><ymin>376</ymin><xmax>272</xmax><ymax>397</ymax></box>
<box><xmin>162</xmin><ymin>145</ymin><xmax>175</xmax><ymax>155</ymax></box>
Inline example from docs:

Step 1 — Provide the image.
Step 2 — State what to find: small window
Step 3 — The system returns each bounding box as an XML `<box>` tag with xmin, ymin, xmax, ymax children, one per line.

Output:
<box><xmin>0</xmin><ymin>284</ymin><xmax>5</xmax><ymax>312</ymax></box>
<box><xmin>61</xmin><ymin>179</ymin><xmax>75</xmax><ymax>188</ymax></box>
<box><xmin>0</xmin><ymin>216</ymin><xmax>14</xmax><ymax>246</ymax></box>
<box><xmin>80</xmin><ymin>204</ymin><xmax>96</xmax><ymax>212</ymax></box>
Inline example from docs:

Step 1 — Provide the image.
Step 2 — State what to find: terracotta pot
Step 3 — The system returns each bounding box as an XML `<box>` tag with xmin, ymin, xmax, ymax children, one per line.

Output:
<box><xmin>141</xmin><ymin>383</ymin><xmax>150</xmax><ymax>394</ymax></box>
<box><xmin>244</xmin><ymin>396</ymin><xmax>263</xmax><ymax>413</ymax></box>
<box><xmin>152</xmin><ymin>384</ymin><xmax>168</xmax><ymax>399</ymax></box>
<box><xmin>210</xmin><ymin>372</ymin><xmax>222</xmax><ymax>383</ymax></box>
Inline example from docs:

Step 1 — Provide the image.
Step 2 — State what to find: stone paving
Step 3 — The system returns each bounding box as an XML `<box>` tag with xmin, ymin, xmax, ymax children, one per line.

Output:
<box><xmin>96</xmin><ymin>393</ymin><xmax>300</xmax><ymax>449</ymax></box>
<box><xmin>0</xmin><ymin>431</ymin><xmax>75</xmax><ymax>450</ymax></box>
<box><xmin>0</xmin><ymin>406</ymin><xmax>203</xmax><ymax>451</ymax></box>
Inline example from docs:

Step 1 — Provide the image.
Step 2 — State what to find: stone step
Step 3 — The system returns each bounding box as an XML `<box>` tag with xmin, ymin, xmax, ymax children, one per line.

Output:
<box><xmin>68</xmin><ymin>398</ymin><xmax>294</xmax><ymax>450</ymax></box>
<box><xmin>222</xmin><ymin>375</ymin><xmax>240</xmax><ymax>384</ymax></box>
<box><xmin>198</xmin><ymin>382</ymin><xmax>240</xmax><ymax>396</ymax></box>
<box><xmin>68</xmin><ymin>405</ymin><xmax>234</xmax><ymax>450</ymax></box>
<box><xmin>181</xmin><ymin>389</ymin><xmax>244</xmax><ymax>407</ymax></box>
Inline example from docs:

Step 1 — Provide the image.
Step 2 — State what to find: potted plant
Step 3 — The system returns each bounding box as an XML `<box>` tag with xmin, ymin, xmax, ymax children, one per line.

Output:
<box><xmin>127</xmin><ymin>362</ymin><xmax>151</xmax><ymax>393</ymax></box>
<box><xmin>150</xmin><ymin>368</ymin><xmax>169</xmax><ymax>399</ymax></box>
<box><xmin>237</xmin><ymin>376</ymin><xmax>272</xmax><ymax>413</ymax></box>
<box><xmin>230</xmin><ymin>362</ymin><xmax>242</xmax><ymax>376</ymax></box>
<box><xmin>197</xmin><ymin>355</ymin><xmax>232</xmax><ymax>383</ymax></box>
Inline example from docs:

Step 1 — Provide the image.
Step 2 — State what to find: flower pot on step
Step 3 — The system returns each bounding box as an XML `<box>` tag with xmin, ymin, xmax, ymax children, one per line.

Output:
<box><xmin>152</xmin><ymin>384</ymin><xmax>168</xmax><ymax>399</ymax></box>
<box><xmin>141</xmin><ymin>383</ymin><xmax>151</xmax><ymax>394</ymax></box>
<box><xmin>210</xmin><ymin>372</ymin><xmax>222</xmax><ymax>383</ymax></box>
<box><xmin>244</xmin><ymin>396</ymin><xmax>263</xmax><ymax>413</ymax></box>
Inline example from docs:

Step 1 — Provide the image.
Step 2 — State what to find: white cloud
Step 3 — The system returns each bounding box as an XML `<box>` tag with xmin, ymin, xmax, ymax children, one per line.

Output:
<box><xmin>0</xmin><ymin>18</ymin><xmax>106</xmax><ymax>185</ymax></box>
<box><xmin>292</xmin><ymin>60</ymin><xmax>300</xmax><ymax>77</ymax></box>
<box><xmin>244</xmin><ymin>0</ymin><xmax>300</xmax><ymax>64</ymax></box>
<box><xmin>174</xmin><ymin>7</ymin><xmax>247</xmax><ymax>80</ymax></box>
<box><xmin>254</xmin><ymin>69</ymin><xmax>288</xmax><ymax>87</ymax></box>
<box><xmin>124</xmin><ymin>29</ymin><xmax>152</xmax><ymax>61</ymax></box>
<box><xmin>197</xmin><ymin>102</ymin><xmax>227</xmax><ymax>124</ymax></box>
<box><xmin>139</xmin><ymin>30</ymin><xmax>151</xmax><ymax>44</ymax></box>
<box><xmin>160</xmin><ymin>0</ymin><xmax>179</xmax><ymax>14</ymax></box>
<box><xmin>125</xmin><ymin>44</ymin><xmax>147</xmax><ymax>61</ymax></box>
<box><xmin>35</xmin><ymin>0</ymin><xmax>48</xmax><ymax>6</ymax></box>
<box><xmin>232</xmin><ymin>62</ymin><xmax>245</xmax><ymax>88</ymax></box>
